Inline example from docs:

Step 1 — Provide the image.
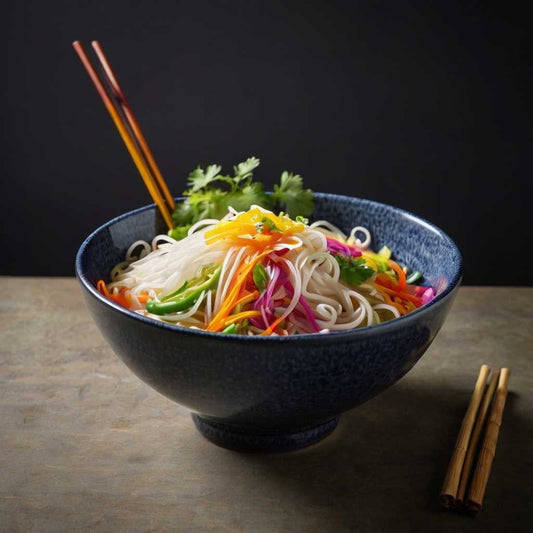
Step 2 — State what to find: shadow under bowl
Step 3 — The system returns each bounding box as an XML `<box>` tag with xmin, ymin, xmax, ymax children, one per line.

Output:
<box><xmin>76</xmin><ymin>193</ymin><xmax>462</xmax><ymax>452</ymax></box>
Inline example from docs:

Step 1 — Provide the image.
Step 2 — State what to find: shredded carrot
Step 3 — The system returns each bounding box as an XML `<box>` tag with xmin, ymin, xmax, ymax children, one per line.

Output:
<box><xmin>261</xmin><ymin>314</ymin><xmax>286</xmax><ymax>336</ymax></box>
<box><xmin>112</xmin><ymin>288</ymin><xmax>130</xmax><ymax>308</ymax></box>
<box><xmin>97</xmin><ymin>279</ymin><xmax>110</xmax><ymax>298</ymax></box>
<box><xmin>376</xmin><ymin>284</ymin><xmax>422</xmax><ymax>307</ymax></box>
<box><xmin>233</xmin><ymin>290</ymin><xmax>260</xmax><ymax>309</ymax></box>
<box><xmin>224</xmin><ymin>310</ymin><xmax>262</xmax><ymax>327</ymax></box>
<box><xmin>97</xmin><ymin>280</ymin><xmax>131</xmax><ymax>309</ymax></box>
<box><xmin>389</xmin><ymin>259</ymin><xmax>406</xmax><ymax>291</ymax></box>
<box><xmin>136</xmin><ymin>293</ymin><xmax>150</xmax><ymax>304</ymax></box>
<box><xmin>380</xmin><ymin>291</ymin><xmax>406</xmax><ymax>315</ymax></box>
<box><xmin>402</xmin><ymin>299</ymin><xmax>417</xmax><ymax>313</ymax></box>
<box><xmin>203</xmin><ymin>208</ymin><xmax>308</xmax><ymax>334</ymax></box>
<box><xmin>375</xmin><ymin>272</ymin><xmax>398</xmax><ymax>290</ymax></box>
<box><xmin>207</xmin><ymin>251</ymin><xmax>269</xmax><ymax>331</ymax></box>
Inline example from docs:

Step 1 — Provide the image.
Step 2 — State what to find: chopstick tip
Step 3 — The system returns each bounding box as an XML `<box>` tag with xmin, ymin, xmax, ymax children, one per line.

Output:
<box><xmin>466</xmin><ymin>501</ymin><xmax>481</xmax><ymax>515</ymax></box>
<box><xmin>439</xmin><ymin>493</ymin><xmax>455</xmax><ymax>509</ymax></box>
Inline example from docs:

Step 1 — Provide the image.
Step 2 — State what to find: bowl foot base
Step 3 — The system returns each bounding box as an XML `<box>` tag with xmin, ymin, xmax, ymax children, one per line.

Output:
<box><xmin>191</xmin><ymin>414</ymin><xmax>340</xmax><ymax>452</ymax></box>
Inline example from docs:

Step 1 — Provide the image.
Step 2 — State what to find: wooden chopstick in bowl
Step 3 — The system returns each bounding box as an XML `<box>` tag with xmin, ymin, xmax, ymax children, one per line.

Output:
<box><xmin>72</xmin><ymin>41</ymin><xmax>175</xmax><ymax>229</ymax></box>
<box><xmin>90</xmin><ymin>41</ymin><xmax>175</xmax><ymax>212</ymax></box>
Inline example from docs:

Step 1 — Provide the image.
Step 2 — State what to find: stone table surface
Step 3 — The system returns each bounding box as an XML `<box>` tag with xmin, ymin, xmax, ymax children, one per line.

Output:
<box><xmin>1</xmin><ymin>278</ymin><xmax>532</xmax><ymax>532</ymax></box>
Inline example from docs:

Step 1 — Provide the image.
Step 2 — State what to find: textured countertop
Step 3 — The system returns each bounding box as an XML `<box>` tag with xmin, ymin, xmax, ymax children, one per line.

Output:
<box><xmin>1</xmin><ymin>278</ymin><xmax>531</xmax><ymax>532</ymax></box>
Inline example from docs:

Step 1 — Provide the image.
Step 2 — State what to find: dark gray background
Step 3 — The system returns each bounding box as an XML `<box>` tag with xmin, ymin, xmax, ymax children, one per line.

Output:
<box><xmin>2</xmin><ymin>1</ymin><xmax>530</xmax><ymax>284</ymax></box>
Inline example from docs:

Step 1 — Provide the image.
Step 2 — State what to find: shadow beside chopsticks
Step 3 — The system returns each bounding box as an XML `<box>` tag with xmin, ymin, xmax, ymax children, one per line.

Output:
<box><xmin>225</xmin><ymin>380</ymin><xmax>529</xmax><ymax>532</ymax></box>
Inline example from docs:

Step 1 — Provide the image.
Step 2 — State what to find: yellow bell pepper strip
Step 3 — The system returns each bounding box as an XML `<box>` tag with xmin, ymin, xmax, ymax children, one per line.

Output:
<box><xmin>204</xmin><ymin>208</ymin><xmax>305</xmax><ymax>250</ymax></box>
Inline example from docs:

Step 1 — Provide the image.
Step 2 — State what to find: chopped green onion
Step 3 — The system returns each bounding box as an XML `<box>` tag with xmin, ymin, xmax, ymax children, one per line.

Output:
<box><xmin>406</xmin><ymin>271</ymin><xmax>422</xmax><ymax>284</ymax></box>
<box><xmin>222</xmin><ymin>324</ymin><xmax>238</xmax><ymax>334</ymax></box>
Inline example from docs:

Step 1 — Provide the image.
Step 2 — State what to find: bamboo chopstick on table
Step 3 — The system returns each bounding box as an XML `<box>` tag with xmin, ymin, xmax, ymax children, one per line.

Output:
<box><xmin>455</xmin><ymin>370</ymin><xmax>500</xmax><ymax>506</ymax></box>
<box><xmin>466</xmin><ymin>368</ymin><xmax>511</xmax><ymax>514</ymax></box>
<box><xmin>72</xmin><ymin>41</ymin><xmax>175</xmax><ymax>229</ymax></box>
<box><xmin>440</xmin><ymin>364</ymin><xmax>491</xmax><ymax>508</ymax></box>
<box><xmin>440</xmin><ymin>365</ymin><xmax>511</xmax><ymax>514</ymax></box>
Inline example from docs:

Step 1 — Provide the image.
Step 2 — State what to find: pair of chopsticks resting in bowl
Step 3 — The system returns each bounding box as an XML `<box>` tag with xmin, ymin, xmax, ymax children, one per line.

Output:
<box><xmin>72</xmin><ymin>41</ymin><xmax>175</xmax><ymax>229</ymax></box>
<box><xmin>440</xmin><ymin>365</ymin><xmax>511</xmax><ymax>514</ymax></box>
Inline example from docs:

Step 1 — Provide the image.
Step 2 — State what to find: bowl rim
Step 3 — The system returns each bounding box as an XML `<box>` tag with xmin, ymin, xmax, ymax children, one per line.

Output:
<box><xmin>75</xmin><ymin>192</ymin><xmax>463</xmax><ymax>342</ymax></box>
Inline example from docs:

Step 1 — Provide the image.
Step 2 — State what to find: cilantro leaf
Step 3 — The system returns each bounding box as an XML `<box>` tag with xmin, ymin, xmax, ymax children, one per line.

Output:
<box><xmin>191</xmin><ymin>188</ymin><xmax>229</xmax><ymax>220</ymax></box>
<box><xmin>233</xmin><ymin>157</ymin><xmax>260</xmax><ymax>184</ymax></box>
<box><xmin>224</xmin><ymin>182</ymin><xmax>271</xmax><ymax>212</ymax></box>
<box><xmin>168</xmin><ymin>224</ymin><xmax>192</xmax><ymax>241</ymax></box>
<box><xmin>168</xmin><ymin>158</ymin><xmax>314</xmax><ymax>240</ymax></box>
<box><xmin>187</xmin><ymin>164</ymin><xmax>222</xmax><ymax>193</ymax></box>
<box><xmin>334</xmin><ymin>254</ymin><xmax>375</xmax><ymax>286</ymax></box>
<box><xmin>171</xmin><ymin>199</ymin><xmax>195</xmax><ymax>226</ymax></box>
<box><xmin>272</xmin><ymin>171</ymin><xmax>314</xmax><ymax>218</ymax></box>
<box><xmin>172</xmin><ymin>187</ymin><xmax>228</xmax><ymax>225</ymax></box>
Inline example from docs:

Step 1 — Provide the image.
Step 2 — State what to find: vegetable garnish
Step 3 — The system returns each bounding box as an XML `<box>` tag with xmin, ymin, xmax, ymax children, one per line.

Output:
<box><xmin>334</xmin><ymin>254</ymin><xmax>375</xmax><ymax>286</ymax></box>
<box><xmin>98</xmin><ymin>202</ymin><xmax>435</xmax><ymax>335</ymax></box>
<box><xmin>326</xmin><ymin>237</ymin><xmax>362</xmax><ymax>258</ymax></box>
<box><xmin>204</xmin><ymin>207</ymin><xmax>305</xmax><ymax>249</ymax></box>
<box><xmin>206</xmin><ymin>250</ymin><xmax>271</xmax><ymax>332</ymax></box>
<box><xmin>221</xmin><ymin>323</ymin><xmax>238</xmax><ymax>334</ymax></box>
<box><xmin>168</xmin><ymin>158</ymin><xmax>314</xmax><ymax>241</ymax></box>
<box><xmin>253</xmin><ymin>263</ymin><xmax>269</xmax><ymax>293</ymax></box>
<box><xmin>145</xmin><ymin>264</ymin><xmax>221</xmax><ymax>316</ymax></box>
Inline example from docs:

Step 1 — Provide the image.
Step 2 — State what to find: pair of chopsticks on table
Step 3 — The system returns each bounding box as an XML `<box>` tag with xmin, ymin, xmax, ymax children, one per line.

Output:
<box><xmin>440</xmin><ymin>364</ymin><xmax>510</xmax><ymax>514</ymax></box>
<box><xmin>72</xmin><ymin>41</ymin><xmax>175</xmax><ymax>229</ymax></box>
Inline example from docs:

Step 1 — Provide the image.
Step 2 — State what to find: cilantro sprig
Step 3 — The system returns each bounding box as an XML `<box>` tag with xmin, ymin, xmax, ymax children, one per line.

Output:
<box><xmin>334</xmin><ymin>254</ymin><xmax>376</xmax><ymax>286</ymax></box>
<box><xmin>272</xmin><ymin>171</ymin><xmax>314</xmax><ymax>221</ymax></box>
<box><xmin>169</xmin><ymin>158</ymin><xmax>314</xmax><ymax>240</ymax></box>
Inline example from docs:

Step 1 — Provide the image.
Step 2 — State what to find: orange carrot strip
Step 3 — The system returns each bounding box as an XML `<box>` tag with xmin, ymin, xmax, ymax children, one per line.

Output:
<box><xmin>376</xmin><ymin>272</ymin><xmax>399</xmax><ymax>290</ymax></box>
<box><xmin>233</xmin><ymin>290</ymin><xmax>260</xmax><ymax>309</ymax></box>
<box><xmin>207</xmin><ymin>252</ymin><xmax>269</xmax><ymax>331</ymax></box>
<box><xmin>389</xmin><ymin>260</ymin><xmax>407</xmax><ymax>291</ymax></box>
<box><xmin>98</xmin><ymin>280</ymin><xmax>144</xmax><ymax>310</ymax></box>
<box><xmin>225</xmin><ymin>262</ymin><xmax>253</xmax><ymax>299</ymax></box>
<box><xmin>96</xmin><ymin>279</ymin><xmax>110</xmax><ymax>298</ymax></box>
<box><xmin>113</xmin><ymin>288</ymin><xmax>130</xmax><ymax>308</ymax></box>
<box><xmin>261</xmin><ymin>314</ymin><xmax>286</xmax><ymax>336</ymax></box>
<box><xmin>381</xmin><ymin>291</ymin><xmax>406</xmax><ymax>315</ymax></box>
<box><xmin>377</xmin><ymin>284</ymin><xmax>422</xmax><ymax>306</ymax></box>
<box><xmin>224</xmin><ymin>310</ymin><xmax>262</xmax><ymax>326</ymax></box>
<box><xmin>393</xmin><ymin>296</ymin><xmax>410</xmax><ymax>314</ymax></box>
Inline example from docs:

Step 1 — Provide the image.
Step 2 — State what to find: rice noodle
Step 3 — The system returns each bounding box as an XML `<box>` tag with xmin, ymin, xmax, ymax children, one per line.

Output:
<box><xmin>101</xmin><ymin>205</ymin><xmax>431</xmax><ymax>335</ymax></box>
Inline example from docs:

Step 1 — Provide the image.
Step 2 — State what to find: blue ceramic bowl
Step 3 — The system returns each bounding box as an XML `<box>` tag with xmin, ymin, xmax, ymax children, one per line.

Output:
<box><xmin>76</xmin><ymin>193</ymin><xmax>462</xmax><ymax>452</ymax></box>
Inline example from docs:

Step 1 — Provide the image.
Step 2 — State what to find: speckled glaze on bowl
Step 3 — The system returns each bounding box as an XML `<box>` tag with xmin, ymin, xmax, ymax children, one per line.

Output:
<box><xmin>76</xmin><ymin>193</ymin><xmax>462</xmax><ymax>452</ymax></box>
